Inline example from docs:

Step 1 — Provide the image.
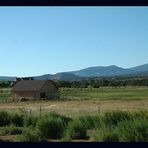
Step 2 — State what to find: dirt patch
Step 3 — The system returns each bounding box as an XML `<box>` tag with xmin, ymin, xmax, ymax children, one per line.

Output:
<box><xmin>0</xmin><ymin>135</ymin><xmax>17</xmax><ymax>142</ymax></box>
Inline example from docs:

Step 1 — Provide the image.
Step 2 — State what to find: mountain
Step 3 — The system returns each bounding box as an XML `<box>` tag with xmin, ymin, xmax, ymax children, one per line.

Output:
<box><xmin>53</xmin><ymin>72</ymin><xmax>80</xmax><ymax>80</ymax></box>
<box><xmin>34</xmin><ymin>73</ymin><xmax>80</xmax><ymax>81</ymax></box>
<box><xmin>70</xmin><ymin>65</ymin><xmax>132</xmax><ymax>77</ymax></box>
<box><xmin>34</xmin><ymin>74</ymin><xmax>53</xmax><ymax>80</ymax></box>
<box><xmin>128</xmin><ymin>63</ymin><xmax>148</xmax><ymax>72</ymax></box>
<box><xmin>2</xmin><ymin>63</ymin><xmax>148</xmax><ymax>81</ymax></box>
<box><xmin>0</xmin><ymin>76</ymin><xmax>16</xmax><ymax>81</ymax></box>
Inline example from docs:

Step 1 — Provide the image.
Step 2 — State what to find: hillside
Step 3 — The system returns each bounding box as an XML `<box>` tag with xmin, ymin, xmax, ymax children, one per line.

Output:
<box><xmin>70</xmin><ymin>65</ymin><xmax>132</xmax><ymax>77</ymax></box>
<box><xmin>1</xmin><ymin>63</ymin><xmax>148</xmax><ymax>81</ymax></box>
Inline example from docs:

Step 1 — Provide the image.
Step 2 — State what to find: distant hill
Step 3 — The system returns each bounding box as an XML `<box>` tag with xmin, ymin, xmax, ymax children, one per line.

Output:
<box><xmin>34</xmin><ymin>74</ymin><xmax>53</xmax><ymax>80</ymax></box>
<box><xmin>2</xmin><ymin>63</ymin><xmax>148</xmax><ymax>81</ymax></box>
<box><xmin>70</xmin><ymin>65</ymin><xmax>132</xmax><ymax>77</ymax></box>
<box><xmin>34</xmin><ymin>73</ymin><xmax>80</xmax><ymax>81</ymax></box>
<box><xmin>0</xmin><ymin>76</ymin><xmax>16</xmax><ymax>81</ymax></box>
<box><xmin>128</xmin><ymin>63</ymin><xmax>148</xmax><ymax>72</ymax></box>
<box><xmin>53</xmin><ymin>72</ymin><xmax>80</xmax><ymax>80</ymax></box>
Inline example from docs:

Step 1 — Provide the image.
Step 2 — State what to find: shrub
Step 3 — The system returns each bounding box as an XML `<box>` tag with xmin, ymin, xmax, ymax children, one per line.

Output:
<box><xmin>103</xmin><ymin>111</ymin><xmax>131</xmax><ymax>126</ymax></box>
<box><xmin>65</xmin><ymin>118</ymin><xmax>88</xmax><ymax>139</ymax></box>
<box><xmin>1</xmin><ymin>124</ymin><xmax>22</xmax><ymax>135</ymax></box>
<box><xmin>0</xmin><ymin>110</ymin><xmax>11</xmax><ymax>126</ymax></box>
<box><xmin>16</xmin><ymin>127</ymin><xmax>42</xmax><ymax>142</ymax></box>
<box><xmin>36</xmin><ymin>112</ymin><xmax>71</xmax><ymax>139</ymax></box>
<box><xmin>131</xmin><ymin>110</ymin><xmax>148</xmax><ymax>120</ymax></box>
<box><xmin>92</xmin><ymin>117</ymin><xmax>148</xmax><ymax>142</ymax></box>
<box><xmin>64</xmin><ymin>114</ymin><xmax>103</xmax><ymax>140</ymax></box>
<box><xmin>11</xmin><ymin>113</ymin><xmax>24</xmax><ymax>127</ymax></box>
<box><xmin>92</xmin><ymin>126</ymin><xmax>120</xmax><ymax>142</ymax></box>
<box><xmin>23</xmin><ymin>116</ymin><xmax>38</xmax><ymax>127</ymax></box>
<box><xmin>45</xmin><ymin>112</ymin><xmax>72</xmax><ymax>124</ymax></box>
<box><xmin>59</xmin><ymin>136</ymin><xmax>72</xmax><ymax>142</ymax></box>
<box><xmin>116</xmin><ymin>118</ymin><xmax>148</xmax><ymax>142</ymax></box>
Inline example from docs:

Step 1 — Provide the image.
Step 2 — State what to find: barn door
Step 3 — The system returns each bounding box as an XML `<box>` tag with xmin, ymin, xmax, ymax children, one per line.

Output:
<box><xmin>40</xmin><ymin>92</ymin><xmax>46</xmax><ymax>99</ymax></box>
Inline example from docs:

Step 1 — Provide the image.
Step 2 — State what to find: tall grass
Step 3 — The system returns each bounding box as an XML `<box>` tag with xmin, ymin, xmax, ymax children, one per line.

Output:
<box><xmin>17</xmin><ymin>127</ymin><xmax>42</xmax><ymax>142</ymax></box>
<box><xmin>36</xmin><ymin>112</ymin><xmax>72</xmax><ymax>139</ymax></box>
<box><xmin>23</xmin><ymin>116</ymin><xmax>38</xmax><ymax>127</ymax></box>
<box><xmin>0</xmin><ymin>124</ymin><xmax>23</xmax><ymax>136</ymax></box>
<box><xmin>92</xmin><ymin>113</ymin><xmax>148</xmax><ymax>142</ymax></box>
<box><xmin>0</xmin><ymin>110</ymin><xmax>11</xmax><ymax>126</ymax></box>
<box><xmin>0</xmin><ymin>110</ymin><xmax>148</xmax><ymax>142</ymax></box>
<box><xmin>116</xmin><ymin>118</ymin><xmax>148</xmax><ymax>142</ymax></box>
<box><xmin>64</xmin><ymin>115</ymin><xmax>102</xmax><ymax>139</ymax></box>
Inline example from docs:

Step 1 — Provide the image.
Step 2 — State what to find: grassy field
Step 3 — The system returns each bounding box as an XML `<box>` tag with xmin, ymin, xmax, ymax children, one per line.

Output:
<box><xmin>61</xmin><ymin>86</ymin><xmax>148</xmax><ymax>101</ymax></box>
<box><xmin>0</xmin><ymin>88</ymin><xmax>11</xmax><ymax>103</ymax></box>
<box><xmin>0</xmin><ymin>87</ymin><xmax>148</xmax><ymax>142</ymax></box>
<box><xmin>0</xmin><ymin>87</ymin><xmax>147</xmax><ymax>117</ymax></box>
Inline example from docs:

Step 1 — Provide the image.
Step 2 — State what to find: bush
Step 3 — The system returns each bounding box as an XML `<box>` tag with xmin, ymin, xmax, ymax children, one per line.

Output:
<box><xmin>103</xmin><ymin>111</ymin><xmax>131</xmax><ymax>126</ymax></box>
<box><xmin>92</xmin><ymin>117</ymin><xmax>148</xmax><ymax>142</ymax></box>
<box><xmin>65</xmin><ymin>119</ymin><xmax>88</xmax><ymax>139</ymax></box>
<box><xmin>46</xmin><ymin>112</ymin><xmax>72</xmax><ymax>124</ymax></box>
<box><xmin>0</xmin><ymin>110</ymin><xmax>11</xmax><ymax>126</ymax></box>
<box><xmin>131</xmin><ymin>110</ymin><xmax>148</xmax><ymax>120</ymax></box>
<box><xmin>59</xmin><ymin>136</ymin><xmax>72</xmax><ymax>142</ymax></box>
<box><xmin>23</xmin><ymin>116</ymin><xmax>38</xmax><ymax>127</ymax></box>
<box><xmin>92</xmin><ymin>126</ymin><xmax>120</xmax><ymax>142</ymax></box>
<box><xmin>64</xmin><ymin>114</ymin><xmax>103</xmax><ymax>140</ymax></box>
<box><xmin>1</xmin><ymin>124</ymin><xmax>22</xmax><ymax>135</ymax></box>
<box><xmin>11</xmin><ymin>113</ymin><xmax>24</xmax><ymax>127</ymax></box>
<box><xmin>36</xmin><ymin>112</ymin><xmax>71</xmax><ymax>139</ymax></box>
<box><xmin>17</xmin><ymin>127</ymin><xmax>42</xmax><ymax>142</ymax></box>
<box><xmin>116</xmin><ymin>118</ymin><xmax>148</xmax><ymax>142</ymax></box>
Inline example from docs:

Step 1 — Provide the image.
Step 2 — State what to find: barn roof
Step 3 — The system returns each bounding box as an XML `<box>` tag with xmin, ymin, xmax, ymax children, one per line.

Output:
<box><xmin>12</xmin><ymin>80</ymin><xmax>55</xmax><ymax>92</ymax></box>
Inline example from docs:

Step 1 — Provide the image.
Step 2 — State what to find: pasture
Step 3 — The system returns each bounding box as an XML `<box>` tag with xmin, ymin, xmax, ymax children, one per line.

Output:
<box><xmin>0</xmin><ymin>87</ymin><xmax>148</xmax><ymax>142</ymax></box>
<box><xmin>0</xmin><ymin>87</ymin><xmax>148</xmax><ymax>117</ymax></box>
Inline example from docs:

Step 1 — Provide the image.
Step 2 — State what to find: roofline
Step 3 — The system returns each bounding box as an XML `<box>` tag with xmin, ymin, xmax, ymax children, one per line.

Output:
<box><xmin>11</xmin><ymin>80</ymin><xmax>59</xmax><ymax>92</ymax></box>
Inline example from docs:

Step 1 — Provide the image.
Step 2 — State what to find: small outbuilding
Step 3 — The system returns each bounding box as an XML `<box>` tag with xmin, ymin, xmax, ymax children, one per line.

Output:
<box><xmin>11</xmin><ymin>80</ymin><xmax>60</xmax><ymax>101</ymax></box>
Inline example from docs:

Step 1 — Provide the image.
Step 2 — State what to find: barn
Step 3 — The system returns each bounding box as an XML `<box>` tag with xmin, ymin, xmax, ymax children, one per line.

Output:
<box><xmin>11</xmin><ymin>80</ymin><xmax>60</xmax><ymax>101</ymax></box>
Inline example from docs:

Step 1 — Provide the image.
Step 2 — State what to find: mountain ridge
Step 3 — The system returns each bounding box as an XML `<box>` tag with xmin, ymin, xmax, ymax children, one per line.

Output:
<box><xmin>1</xmin><ymin>63</ymin><xmax>148</xmax><ymax>81</ymax></box>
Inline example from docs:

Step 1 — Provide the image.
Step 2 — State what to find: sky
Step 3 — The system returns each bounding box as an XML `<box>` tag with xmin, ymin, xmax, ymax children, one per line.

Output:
<box><xmin>0</xmin><ymin>7</ymin><xmax>148</xmax><ymax>77</ymax></box>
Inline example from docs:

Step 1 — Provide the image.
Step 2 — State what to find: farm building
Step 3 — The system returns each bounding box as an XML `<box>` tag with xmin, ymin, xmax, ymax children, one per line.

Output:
<box><xmin>10</xmin><ymin>77</ymin><xmax>34</xmax><ymax>86</ymax></box>
<box><xmin>11</xmin><ymin>80</ymin><xmax>60</xmax><ymax>101</ymax></box>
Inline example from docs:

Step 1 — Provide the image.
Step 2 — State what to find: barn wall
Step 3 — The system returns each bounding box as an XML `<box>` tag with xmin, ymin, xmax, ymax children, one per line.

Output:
<box><xmin>11</xmin><ymin>81</ymin><xmax>60</xmax><ymax>101</ymax></box>
<box><xmin>40</xmin><ymin>81</ymin><xmax>59</xmax><ymax>99</ymax></box>
<box><xmin>11</xmin><ymin>91</ymin><xmax>39</xmax><ymax>100</ymax></box>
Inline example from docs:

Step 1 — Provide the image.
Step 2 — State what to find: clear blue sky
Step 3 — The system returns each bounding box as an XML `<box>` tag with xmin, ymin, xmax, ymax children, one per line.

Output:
<box><xmin>0</xmin><ymin>7</ymin><xmax>148</xmax><ymax>77</ymax></box>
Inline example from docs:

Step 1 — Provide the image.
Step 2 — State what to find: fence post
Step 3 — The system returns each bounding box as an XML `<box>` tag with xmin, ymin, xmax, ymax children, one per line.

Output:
<box><xmin>29</xmin><ymin>109</ymin><xmax>32</xmax><ymax>118</ymax></box>
<box><xmin>98</xmin><ymin>105</ymin><xmax>101</xmax><ymax>116</ymax></box>
<box><xmin>40</xmin><ymin>104</ymin><xmax>42</xmax><ymax>118</ymax></box>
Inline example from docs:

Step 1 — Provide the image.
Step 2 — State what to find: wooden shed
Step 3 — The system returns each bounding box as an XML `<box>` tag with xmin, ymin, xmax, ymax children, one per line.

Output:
<box><xmin>11</xmin><ymin>80</ymin><xmax>60</xmax><ymax>101</ymax></box>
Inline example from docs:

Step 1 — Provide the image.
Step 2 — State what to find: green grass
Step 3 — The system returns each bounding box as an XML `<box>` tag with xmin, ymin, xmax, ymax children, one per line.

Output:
<box><xmin>61</xmin><ymin>87</ymin><xmax>148</xmax><ymax>101</ymax></box>
<box><xmin>0</xmin><ymin>88</ymin><xmax>12</xmax><ymax>102</ymax></box>
<box><xmin>0</xmin><ymin>87</ymin><xmax>148</xmax><ymax>102</ymax></box>
<box><xmin>0</xmin><ymin>125</ymin><xmax>23</xmax><ymax>136</ymax></box>
<box><xmin>92</xmin><ymin>118</ymin><xmax>148</xmax><ymax>142</ymax></box>
<box><xmin>0</xmin><ymin>110</ymin><xmax>148</xmax><ymax>142</ymax></box>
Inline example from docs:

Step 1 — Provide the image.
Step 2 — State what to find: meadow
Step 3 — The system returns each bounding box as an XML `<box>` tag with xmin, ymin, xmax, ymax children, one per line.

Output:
<box><xmin>0</xmin><ymin>86</ymin><xmax>148</xmax><ymax>142</ymax></box>
<box><xmin>0</xmin><ymin>87</ymin><xmax>148</xmax><ymax>116</ymax></box>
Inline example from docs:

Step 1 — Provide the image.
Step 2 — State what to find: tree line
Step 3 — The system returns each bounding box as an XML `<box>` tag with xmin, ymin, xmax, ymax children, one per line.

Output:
<box><xmin>0</xmin><ymin>81</ymin><xmax>11</xmax><ymax>88</ymax></box>
<box><xmin>1</xmin><ymin>77</ymin><xmax>148</xmax><ymax>88</ymax></box>
<box><xmin>56</xmin><ymin>78</ymin><xmax>148</xmax><ymax>88</ymax></box>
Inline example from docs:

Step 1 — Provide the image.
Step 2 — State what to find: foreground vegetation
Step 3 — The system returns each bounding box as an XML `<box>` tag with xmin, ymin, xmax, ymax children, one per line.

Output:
<box><xmin>0</xmin><ymin>110</ymin><xmax>147</xmax><ymax>142</ymax></box>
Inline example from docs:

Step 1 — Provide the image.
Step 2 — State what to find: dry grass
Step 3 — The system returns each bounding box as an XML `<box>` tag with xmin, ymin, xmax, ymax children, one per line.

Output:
<box><xmin>0</xmin><ymin>135</ymin><xmax>17</xmax><ymax>142</ymax></box>
<box><xmin>0</xmin><ymin>99</ymin><xmax>147</xmax><ymax>117</ymax></box>
<box><xmin>0</xmin><ymin>87</ymin><xmax>148</xmax><ymax>117</ymax></box>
